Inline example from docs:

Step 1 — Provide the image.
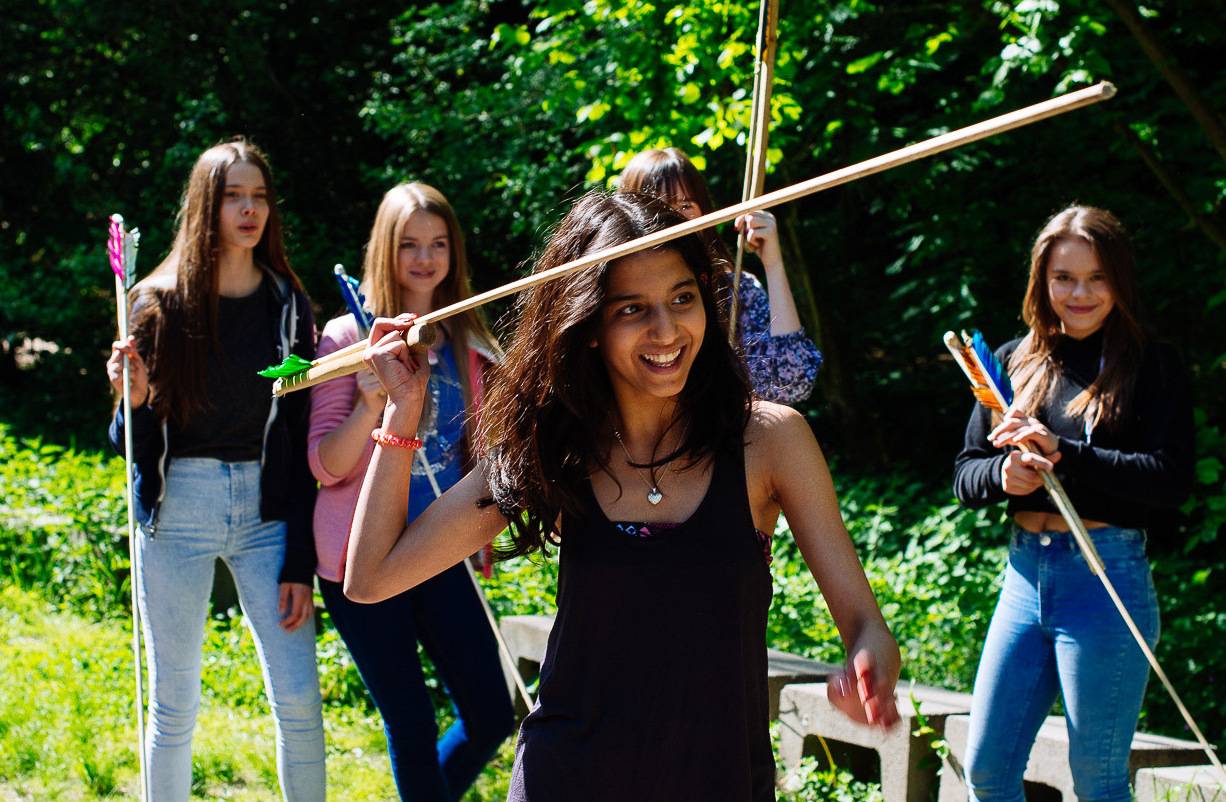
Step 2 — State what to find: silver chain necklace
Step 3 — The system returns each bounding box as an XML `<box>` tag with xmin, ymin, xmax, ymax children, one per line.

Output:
<box><xmin>613</xmin><ymin>429</ymin><xmax>664</xmax><ymax>505</ymax></box>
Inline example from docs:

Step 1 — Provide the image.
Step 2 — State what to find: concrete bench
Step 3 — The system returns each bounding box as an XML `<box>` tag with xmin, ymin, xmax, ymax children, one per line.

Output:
<box><xmin>938</xmin><ymin>714</ymin><xmax>1207</xmax><ymax>801</ymax></box>
<box><xmin>498</xmin><ymin>614</ymin><xmax>838</xmax><ymax>718</ymax></box>
<box><xmin>1134</xmin><ymin>765</ymin><xmax>1226</xmax><ymax>802</ymax></box>
<box><xmin>778</xmin><ymin>681</ymin><xmax>974</xmax><ymax>802</ymax></box>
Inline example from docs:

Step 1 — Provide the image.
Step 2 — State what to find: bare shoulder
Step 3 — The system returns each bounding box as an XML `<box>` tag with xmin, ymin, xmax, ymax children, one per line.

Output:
<box><xmin>746</xmin><ymin>399</ymin><xmax>809</xmax><ymax>448</ymax></box>
<box><xmin>744</xmin><ymin>400</ymin><xmax>819</xmax><ymax>489</ymax></box>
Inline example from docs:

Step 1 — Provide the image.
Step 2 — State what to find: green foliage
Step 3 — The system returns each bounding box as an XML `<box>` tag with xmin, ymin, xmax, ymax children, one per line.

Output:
<box><xmin>1181</xmin><ymin>407</ymin><xmax>1226</xmax><ymax>551</ymax></box>
<box><xmin>3</xmin><ymin>0</ymin><xmax>1224</xmax><ymax>466</ymax></box>
<box><xmin>0</xmin><ymin>425</ymin><xmax>130</xmax><ymax>618</ymax></box>
<box><xmin>1</xmin><ymin>0</ymin><xmax>408</xmax><ymax>447</ymax></box>
<box><xmin>363</xmin><ymin>0</ymin><xmax>1226</xmax><ymax>463</ymax></box>
<box><xmin>779</xmin><ymin>759</ymin><xmax>885</xmax><ymax>802</ymax></box>
<box><xmin>769</xmin><ymin>472</ymin><xmax>1007</xmax><ymax>692</ymax></box>
<box><xmin>3</xmin><ymin>5</ymin><xmax>1225</xmax><ymax>789</ymax></box>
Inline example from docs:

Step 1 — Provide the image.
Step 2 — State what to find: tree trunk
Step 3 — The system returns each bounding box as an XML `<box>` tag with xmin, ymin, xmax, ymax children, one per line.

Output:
<box><xmin>1103</xmin><ymin>0</ymin><xmax>1226</xmax><ymax>166</ymax></box>
<box><xmin>776</xmin><ymin>197</ymin><xmax>883</xmax><ymax>463</ymax></box>
<box><xmin>1114</xmin><ymin>120</ymin><xmax>1226</xmax><ymax>253</ymax></box>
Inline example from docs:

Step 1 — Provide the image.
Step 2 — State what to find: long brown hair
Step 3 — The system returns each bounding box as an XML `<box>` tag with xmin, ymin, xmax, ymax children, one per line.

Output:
<box><xmin>480</xmin><ymin>191</ymin><xmax>751</xmax><ymax>558</ymax></box>
<box><xmin>618</xmin><ymin>148</ymin><xmax>733</xmax><ymax>268</ymax></box>
<box><xmin>359</xmin><ymin>182</ymin><xmax>500</xmax><ymax>465</ymax></box>
<box><xmin>1008</xmin><ymin>205</ymin><xmax>1147</xmax><ymax>430</ymax></box>
<box><xmin>128</xmin><ymin>137</ymin><xmax>303</xmax><ymax>427</ymax></box>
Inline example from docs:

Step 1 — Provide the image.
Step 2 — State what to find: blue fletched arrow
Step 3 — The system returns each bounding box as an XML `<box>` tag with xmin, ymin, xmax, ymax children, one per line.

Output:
<box><xmin>333</xmin><ymin>264</ymin><xmax>372</xmax><ymax>336</ymax></box>
<box><xmin>968</xmin><ymin>329</ymin><xmax>1013</xmax><ymax>407</ymax></box>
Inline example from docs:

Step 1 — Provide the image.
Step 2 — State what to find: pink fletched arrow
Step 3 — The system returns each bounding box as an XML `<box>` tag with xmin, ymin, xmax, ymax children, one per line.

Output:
<box><xmin>108</xmin><ymin>214</ymin><xmax>126</xmax><ymax>282</ymax></box>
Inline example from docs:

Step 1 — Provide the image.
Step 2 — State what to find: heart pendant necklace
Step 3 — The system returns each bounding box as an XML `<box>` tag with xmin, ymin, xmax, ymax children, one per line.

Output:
<box><xmin>613</xmin><ymin>429</ymin><xmax>664</xmax><ymax>505</ymax></box>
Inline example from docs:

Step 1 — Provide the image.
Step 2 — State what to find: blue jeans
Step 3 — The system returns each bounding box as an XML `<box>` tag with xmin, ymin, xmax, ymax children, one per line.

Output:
<box><xmin>319</xmin><ymin>562</ymin><xmax>514</xmax><ymax>802</ymax></box>
<box><xmin>965</xmin><ymin>526</ymin><xmax>1160</xmax><ymax>802</ymax></box>
<box><xmin>138</xmin><ymin>459</ymin><xmax>325</xmax><ymax>802</ymax></box>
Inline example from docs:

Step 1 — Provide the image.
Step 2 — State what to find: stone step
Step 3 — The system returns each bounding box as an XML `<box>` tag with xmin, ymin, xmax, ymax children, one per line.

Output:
<box><xmin>1134</xmin><ymin>765</ymin><xmax>1226</xmax><ymax>802</ymax></box>
<box><xmin>939</xmin><ymin>713</ymin><xmax>1209</xmax><ymax>802</ymax></box>
<box><xmin>779</xmin><ymin>681</ymin><xmax>973</xmax><ymax>802</ymax></box>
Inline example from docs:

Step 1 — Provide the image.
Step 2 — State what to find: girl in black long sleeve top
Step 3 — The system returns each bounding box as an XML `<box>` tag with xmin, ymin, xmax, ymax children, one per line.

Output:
<box><xmin>951</xmin><ymin>206</ymin><xmax>1193</xmax><ymax>802</ymax></box>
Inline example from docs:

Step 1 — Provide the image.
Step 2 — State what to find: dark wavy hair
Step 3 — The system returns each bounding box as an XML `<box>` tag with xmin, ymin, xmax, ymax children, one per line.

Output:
<box><xmin>479</xmin><ymin>191</ymin><xmax>752</xmax><ymax>558</ymax></box>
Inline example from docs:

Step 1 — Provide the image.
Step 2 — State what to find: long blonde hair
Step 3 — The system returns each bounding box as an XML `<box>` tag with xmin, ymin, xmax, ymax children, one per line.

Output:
<box><xmin>1009</xmin><ymin>205</ymin><xmax>1146</xmax><ymax>431</ymax></box>
<box><xmin>359</xmin><ymin>182</ymin><xmax>500</xmax><ymax>464</ymax></box>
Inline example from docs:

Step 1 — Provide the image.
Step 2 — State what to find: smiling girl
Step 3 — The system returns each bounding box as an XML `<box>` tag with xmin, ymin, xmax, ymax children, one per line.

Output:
<box><xmin>953</xmin><ymin>205</ymin><xmax>1195</xmax><ymax>801</ymax></box>
<box><xmin>344</xmin><ymin>191</ymin><xmax>899</xmax><ymax>801</ymax></box>
<box><xmin>618</xmin><ymin>148</ymin><xmax>822</xmax><ymax>404</ymax></box>
<box><xmin>307</xmin><ymin>183</ymin><xmax>511</xmax><ymax>800</ymax></box>
<box><xmin>105</xmin><ymin>138</ymin><xmax>324</xmax><ymax>801</ymax></box>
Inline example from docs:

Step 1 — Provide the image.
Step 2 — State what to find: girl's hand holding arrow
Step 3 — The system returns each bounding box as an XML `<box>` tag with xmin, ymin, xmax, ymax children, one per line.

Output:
<box><xmin>107</xmin><ymin>335</ymin><xmax>149</xmax><ymax>407</ymax></box>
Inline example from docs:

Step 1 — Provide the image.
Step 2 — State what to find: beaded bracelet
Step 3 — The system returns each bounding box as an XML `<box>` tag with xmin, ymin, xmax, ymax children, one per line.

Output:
<box><xmin>371</xmin><ymin>428</ymin><xmax>423</xmax><ymax>450</ymax></box>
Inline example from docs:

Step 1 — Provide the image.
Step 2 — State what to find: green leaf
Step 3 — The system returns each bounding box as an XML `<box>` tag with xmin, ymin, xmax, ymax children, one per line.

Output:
<box><xmin>576</xmin><ymin>101</ymin><xmax>611</xmax><ymax>123</ymax></box>
<box><xmin>846</xmin><ymin>51</ymin><xmax>887</xmax><ymax>75</ymax></box>
<box><xmin>1195</xmin><ymin>457</ymin><xmax>1222</xmax><ymax>485</ymax></box>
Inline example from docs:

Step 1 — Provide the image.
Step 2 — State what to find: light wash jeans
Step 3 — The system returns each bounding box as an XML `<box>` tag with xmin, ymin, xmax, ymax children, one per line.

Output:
<box><xmin>965</xmin><ymin>526</ymin><xmax>1160</xmax><ymax>802</ymax></box>
<box><xmin>137</xmin><ymin>458</ymin><xmax>325</xmax><ymax>801</ymax></box>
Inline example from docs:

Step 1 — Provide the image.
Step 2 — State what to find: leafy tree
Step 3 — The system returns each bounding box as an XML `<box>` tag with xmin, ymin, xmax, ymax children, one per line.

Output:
<box><xmin>0</xmin><ymin>0</ymin><xmax>404</xmax><ymax>444</ymax></box>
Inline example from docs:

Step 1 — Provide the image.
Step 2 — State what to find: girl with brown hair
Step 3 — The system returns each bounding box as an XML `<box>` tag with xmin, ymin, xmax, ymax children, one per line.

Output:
<box><xmin>618</xmin><ymin>147</ymin><xmax>822</xmax><ymax>403</ymax></box>
<box><xmin>105</xmin><ymin>138</ymin><xmax>324</xmax><ymax>801</ymax></box>
<box><xmin>345</xmin><ymin>191</ymin><xmax>899</xmax><ymax>801</ymax></box>
<box><xmin>953</xmin><ymin>205</ymin><xmax>1195</xmax><ymax>801</ymax></box>
<box><xmin>307</xmin><ymin>182</ymin><xmax>511</xmax><ymax>799</ymax></box>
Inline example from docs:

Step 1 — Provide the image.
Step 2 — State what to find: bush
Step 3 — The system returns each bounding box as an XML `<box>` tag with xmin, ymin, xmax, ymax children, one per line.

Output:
<box><xmin>0</xmin><ymin>425</ymin><xmax>130</xmax><ymax>618</ymax></box>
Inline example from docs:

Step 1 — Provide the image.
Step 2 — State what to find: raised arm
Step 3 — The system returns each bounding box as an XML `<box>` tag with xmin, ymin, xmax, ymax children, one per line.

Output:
<box><xmin>344</xmin><ymin>315</ymin><xmax>507</xmax><ymax>603</ymax></box>
<box><xmin>736</xmin><ymin>210</ymin><xmax>803</xmax><ymax>336</ymax></box>
<box><xmin>751</xmin><ymin>403</ymin><xmax>900</xmax><ymax>727</ymax></box>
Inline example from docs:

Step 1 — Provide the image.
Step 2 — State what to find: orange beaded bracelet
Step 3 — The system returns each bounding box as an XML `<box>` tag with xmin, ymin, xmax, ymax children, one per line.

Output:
<box><xmin>371</xmin><ymin>428</ymin><xmax>423</xmax><ymax>450</ymax></box>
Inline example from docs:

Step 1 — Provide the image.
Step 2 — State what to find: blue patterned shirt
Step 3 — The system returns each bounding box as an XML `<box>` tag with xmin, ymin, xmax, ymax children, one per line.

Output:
<box><xmin>736</xmin><ymin>271</ymin><xmax>822</xmax><ymax>404</ymax></box>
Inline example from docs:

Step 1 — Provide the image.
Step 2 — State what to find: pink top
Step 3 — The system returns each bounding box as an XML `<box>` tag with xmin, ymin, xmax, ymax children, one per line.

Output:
<box><xmin>307</xmin><ymin>315</ymin><xmax>491</xmax><ymax>582</ymax></box>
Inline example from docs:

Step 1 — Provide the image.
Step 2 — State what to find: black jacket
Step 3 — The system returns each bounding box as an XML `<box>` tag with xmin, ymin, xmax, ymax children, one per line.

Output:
<box><xmin>108</xmin><ymin>271</ymin><xmax>318</xmax><ymax>584</ymax></box>
<box><xmin>953</xmin><ymin>330</ymin><xmax>1194</xmax><ymax>535</ymax></box>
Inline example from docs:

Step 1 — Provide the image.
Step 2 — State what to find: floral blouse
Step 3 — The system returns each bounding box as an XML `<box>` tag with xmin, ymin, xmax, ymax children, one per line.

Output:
<box><xmin>736</xmin><ymin>271</ymin><xmax>822</xmax><ymax>404</ymax></box>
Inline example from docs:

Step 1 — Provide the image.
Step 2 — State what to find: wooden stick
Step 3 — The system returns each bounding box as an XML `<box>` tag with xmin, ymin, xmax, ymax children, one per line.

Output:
<box><xmin>110</xmin><ymin>219</ymin><xmax>149</xmax><ymax>802</ymax></box>
<box><xmin>272</xmin><ymin>323</ymin><xmax>436</xmax><ymax>395</ymax></box>
<box><xmin>944</xmin><ymin>330</ymin><xmax>1226</xmax><ymax>786</ymax></box>
<box><xmin>729</xmin><ymin>0</ymin><xmax>780</xmax><ymax>341</ymax></box>
<box><xmin>274</xmin><ymin>82</ymin><xmax>1117</xmax><ymax>397</ymax></box>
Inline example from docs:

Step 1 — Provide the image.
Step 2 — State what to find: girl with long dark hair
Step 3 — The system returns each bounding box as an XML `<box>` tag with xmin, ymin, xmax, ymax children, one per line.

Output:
<box><xmin>344</xmin><ymin>191</ymin><xmax>899</xmax><ymax>801</ymax></box>
<box><xmin>953</xmin><ymin>206</ymin><xmax>1194</xmax><ymax>801</ymax></box>
<box><xmin>307</xmin><ymin>182</ymin><xmax>512</xmax><ymax>799</ymax></box>
<box><xmin>105</xmin><ymin>138</ymin><xmax>325</xmax><ymax>800</ymax></box>
<box><xmin>618</xmin><ymin>147</ymin><xmax>822</xmax><ymax>403</ymax></box>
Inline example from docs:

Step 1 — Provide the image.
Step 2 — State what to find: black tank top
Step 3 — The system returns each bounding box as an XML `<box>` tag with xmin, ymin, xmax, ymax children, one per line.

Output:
<box><xmin>508</xmin><ymin>448</ymin><xmax>776</xmax><ymax>802</ymax></box>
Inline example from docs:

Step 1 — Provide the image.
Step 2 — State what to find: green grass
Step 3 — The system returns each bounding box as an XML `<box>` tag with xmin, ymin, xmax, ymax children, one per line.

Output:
<box><xmin>0</xmin><ymin>586</ymin><xmax>406</xmax><ymax>800</ymax></box>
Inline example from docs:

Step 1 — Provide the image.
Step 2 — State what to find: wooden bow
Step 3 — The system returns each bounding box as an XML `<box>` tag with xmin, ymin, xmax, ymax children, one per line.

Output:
<box><xmin>272</xmin><ymin>82</ymin><xmax>1117</xmax><ymax>397</ymax></box>
<box><xmin>728</xmin><ymin>0</ymin><xmax>780</xmax><ymax>341</ymax></box>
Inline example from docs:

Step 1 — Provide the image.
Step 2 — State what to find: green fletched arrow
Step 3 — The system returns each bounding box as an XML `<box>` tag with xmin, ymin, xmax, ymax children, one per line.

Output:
<box><xmin>258</xmin><ymin>354</ymin><xmax>314</xmax><ymax>379</ymax></box>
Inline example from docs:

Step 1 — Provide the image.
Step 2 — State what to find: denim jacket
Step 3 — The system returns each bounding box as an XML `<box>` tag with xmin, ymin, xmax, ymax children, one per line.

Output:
<box><xmin>108</xmin><ymin>270</ymin><xmax>318</xmax><ymax>585</ymax></box>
